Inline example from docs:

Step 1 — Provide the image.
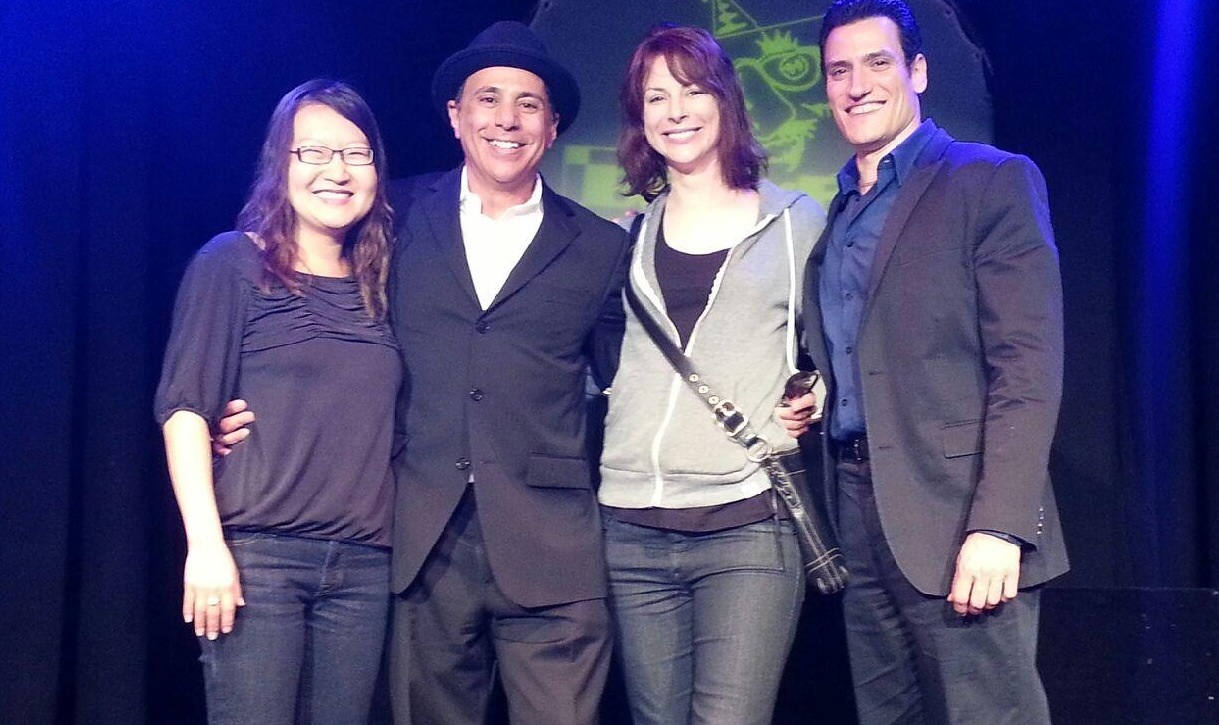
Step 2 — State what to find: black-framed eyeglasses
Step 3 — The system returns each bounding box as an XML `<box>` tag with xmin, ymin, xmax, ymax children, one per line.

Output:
<box><xmin>290</xmin><ymin>146</ymin><xmax>375</xmax><ymax>166</ymax></box>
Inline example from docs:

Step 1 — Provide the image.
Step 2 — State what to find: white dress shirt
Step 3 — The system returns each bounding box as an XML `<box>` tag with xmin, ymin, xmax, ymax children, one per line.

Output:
<box><xmin>458</xmin><ymin>167</ymin><xmax>545</xmax><ymax>310</ymax></box>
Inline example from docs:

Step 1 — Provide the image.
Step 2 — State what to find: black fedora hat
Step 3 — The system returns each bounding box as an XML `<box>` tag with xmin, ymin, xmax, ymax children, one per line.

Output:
<box><xmin>431</xmin><ymin>21</ymin><xmax>581</xmax><ymax>134</ymax></box>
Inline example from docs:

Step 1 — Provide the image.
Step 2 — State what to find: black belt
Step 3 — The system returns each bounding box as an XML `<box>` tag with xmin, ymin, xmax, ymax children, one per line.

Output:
<box><xmin>834</xmin><ymin>434</ymin><xmax>870</xmax><ymax>462</ymax></box>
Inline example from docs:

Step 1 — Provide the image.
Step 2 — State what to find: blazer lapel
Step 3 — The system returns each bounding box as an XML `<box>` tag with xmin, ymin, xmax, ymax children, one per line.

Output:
<box><xmin>863</xmin><ymin>130</ymin><xmax>953</xmax><ymax>312</ymax></box>
<box><xmin>421</xmin><ymin>170</ymin><xmax>480</xmax><ymax>309</ymax></box>
<box><xmin>487</xmin><ymin>184</ymin><xmax>578</xmax><ymax>309</ymax></box>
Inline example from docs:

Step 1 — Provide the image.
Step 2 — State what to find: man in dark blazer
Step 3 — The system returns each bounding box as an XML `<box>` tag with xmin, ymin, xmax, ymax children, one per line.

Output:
<box><xmin>386</xmin><ymin>21</ymin><xmax>628</xmax><ymax>725</ymax></box>
<box><xmin>781</xmin><ymin>1</ymin><xmax>1068</xmax><ymax>723</ymax></box>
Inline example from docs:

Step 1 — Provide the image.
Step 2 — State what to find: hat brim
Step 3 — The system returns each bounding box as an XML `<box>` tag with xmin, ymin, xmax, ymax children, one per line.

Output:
<box><xmin>431</xmin><ymin>46</ymin><xmax>581</xmax><ymax>135</ymax></box>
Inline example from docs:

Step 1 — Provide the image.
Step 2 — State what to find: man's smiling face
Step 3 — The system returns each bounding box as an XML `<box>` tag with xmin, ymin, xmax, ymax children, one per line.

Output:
<box><xmin>448</xmin><ymin>65</ymin><xmax>558</xmax><ymax>200</ymax></box>
<box><xmin>823</xmin><ymin>15</ymin><xmax>927</xmax><ymax>160</ymax></box>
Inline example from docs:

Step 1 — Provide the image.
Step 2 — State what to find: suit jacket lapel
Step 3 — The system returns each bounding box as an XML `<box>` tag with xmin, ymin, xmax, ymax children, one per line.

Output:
<box><xmin>420</xmin><ymin>170</ymin><xmax>480</xmax><ymax>309</ymax></box>
<box><xmin>863</xmin><ymin>129</ymin><xmax>953</xmax><ymax>312</ymax></box>
<box><xmin>487</xmin><ymin>184</ymin><xmax>578</xmax><ymax>309</ymax></box>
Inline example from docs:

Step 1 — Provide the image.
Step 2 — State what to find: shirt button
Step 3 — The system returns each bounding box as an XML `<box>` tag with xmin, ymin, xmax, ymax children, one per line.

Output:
<box><xmin>845</xmin><ymin>346</ymin><xmax>853</xmax><ymax>355</ymax></box>
<box><xmin>469</xmin><ymin>388</ymin><xmax>484</xmax><ymax>401</ymax></box>
<box><xmin>846</xmin><ymin>240</ymin><xmax>855</xmax><ymax>248</ymax></box>
<box><xmin>475</xmin><ymin>320</ymin><xmax>490</xmax><ymax>334</ymax></box>
<box><xmin>845</xmin><ymin>292</ymin><xmax>854</xmax><ymax>301</ymax></box>
<box><xmin>840</xmin><ymin>398</ymin><xmax>849</xmax><ymax>407</ymax></box>
<box><xmin>455</xmin><ymin>458</ymin><xmax>470</xmax><ymax>471</ymax></box>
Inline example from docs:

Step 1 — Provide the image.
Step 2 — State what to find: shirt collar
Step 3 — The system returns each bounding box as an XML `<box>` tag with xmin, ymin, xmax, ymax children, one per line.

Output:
<box><xmin>836</xmin><ymin>118</ymin><xmax>938</xmax><ymax>194</ymax></box>
<box><xmin>459</xmin><ymin>166</ymin><xmax>544</xmax><ymax>218</ymax></box>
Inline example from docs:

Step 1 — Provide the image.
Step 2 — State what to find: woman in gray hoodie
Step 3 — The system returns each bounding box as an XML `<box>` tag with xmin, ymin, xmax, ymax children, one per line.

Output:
<box><xmin>599</xmin><ymin>24</ymin><xmax>827</xmax><ymax>725</ymax></box>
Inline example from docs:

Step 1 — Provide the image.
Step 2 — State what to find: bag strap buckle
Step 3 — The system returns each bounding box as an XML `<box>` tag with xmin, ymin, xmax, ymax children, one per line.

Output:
<box><xmin>713</xmin><ymin>401</ymin><xmax>749</xmax><ymax>438</ymax></box>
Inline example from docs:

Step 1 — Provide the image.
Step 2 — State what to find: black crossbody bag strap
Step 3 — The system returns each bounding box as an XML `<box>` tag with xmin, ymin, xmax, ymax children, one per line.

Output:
<box><xmin>623</xmin><ymin>284</ymin><xmax>769</xmax><ymax>455</ymax></box>
<box><xmin>621</xmin><ymin>237</ymin><xmax>848</xmax><ymax>593</ymax></box>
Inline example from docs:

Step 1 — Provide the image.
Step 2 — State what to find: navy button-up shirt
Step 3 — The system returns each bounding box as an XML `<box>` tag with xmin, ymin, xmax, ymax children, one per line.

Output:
<box><xmin>820</xmin><ymin>120</ymin><xmax>936</xmax><ymax>441</ymax></box>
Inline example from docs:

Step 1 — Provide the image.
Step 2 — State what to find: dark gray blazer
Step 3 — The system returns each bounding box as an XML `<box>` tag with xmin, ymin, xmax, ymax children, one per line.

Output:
<box><xmin>804</xmin><ymin>124</ymin><xmax>1070</xmax><ymax>596</ymax></box>
<box><xmin>386</xmin><ymin>169</ymin><xmax>629</xmax><ymax>608</ymax></box>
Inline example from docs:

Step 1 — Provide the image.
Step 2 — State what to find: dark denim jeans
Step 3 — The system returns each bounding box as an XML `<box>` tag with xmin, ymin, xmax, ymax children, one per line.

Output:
<box><xmin>837</xmin><ymin>459</ymin><xmax>1049</xmax><ymax>725</ymax></box>
<box><xmin>603</xmin><ymin>516</ymin><xmax>805</xmax><ymax>725</ymax></box>
<box><xmin>198</xmin><ymin>531</ymin><xmax>390</xmax><ymax>725</ymax></box>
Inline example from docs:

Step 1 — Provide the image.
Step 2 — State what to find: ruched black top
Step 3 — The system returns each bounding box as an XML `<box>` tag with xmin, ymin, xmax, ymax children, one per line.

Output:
<box><xmin>155</xmin><ymin>232</ymin><xmax>400</xmax><ymax>546</ymax></box>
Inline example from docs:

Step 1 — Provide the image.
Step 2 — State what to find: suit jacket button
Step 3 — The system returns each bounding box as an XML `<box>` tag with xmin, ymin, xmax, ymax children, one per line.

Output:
<box><xmin>475</xmin><ymin>320</ymin><xmax>490</xmax><ymax>333</ymax></box>
<box><xmin>455</xmin><ymin>458</ymin><xmax>470</xmax><ymax>470</ymax></box>
<box><xmin>469</xmin><ymin>388</ymin><xmax>484</xmax><ymax>401</ymax></box>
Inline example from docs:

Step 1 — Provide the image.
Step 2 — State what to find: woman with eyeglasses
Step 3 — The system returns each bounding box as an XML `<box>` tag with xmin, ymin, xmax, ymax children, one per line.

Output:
<box><xmin>597</xmin><ymin>26</ymin><xmax>826</xmax><ymax>724</ymax></box>
<box><xmin>155</xmin><ymin>79</ymin><xmax>397</xmax><ymax>724</ymax></box>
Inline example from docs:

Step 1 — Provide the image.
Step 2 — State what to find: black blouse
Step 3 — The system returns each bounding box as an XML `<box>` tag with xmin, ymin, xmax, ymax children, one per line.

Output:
<box><xmin>155</xmin><ymin>232</ymin><xmax>400</xmax><ymax>546</ymax></box>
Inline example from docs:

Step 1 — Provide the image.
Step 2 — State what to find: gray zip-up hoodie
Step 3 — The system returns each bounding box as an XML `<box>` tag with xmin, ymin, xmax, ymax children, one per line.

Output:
<box><xmin>599</xmin><ymin>181</ymin><xmax>826</xmax><ymax>509</ymax></box>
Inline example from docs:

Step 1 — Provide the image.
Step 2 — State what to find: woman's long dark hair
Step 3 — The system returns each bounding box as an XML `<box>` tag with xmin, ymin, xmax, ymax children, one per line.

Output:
<box><xmin>618</xmin><ymin>24</ymin><xmax>767</xmax><ymax>201</ymax></box>
<box><xmin>237</xmin><ymin>79</ymin><xmax>392</xmax><ymax>319</ymax></box>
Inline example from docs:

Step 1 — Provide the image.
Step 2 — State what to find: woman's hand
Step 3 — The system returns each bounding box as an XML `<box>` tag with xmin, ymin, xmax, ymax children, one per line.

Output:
<box><xmin>163</xmin><ymin>410</ymin><xmax>245</xmax><ymax>639</ymax></box>
<box><xmin>183</xmin><ymin>540</ymin><xmax>245</xmax><ymax>640</ymax></box>
<box><xmin>775</xmin><ymin>371</ymin><xmax>825</xmax><ymax>438</ymax></box>
<box><xmin>776</xmin><ymin>392</ymin><xmax>819</xmax><ymax>437</ymax></box>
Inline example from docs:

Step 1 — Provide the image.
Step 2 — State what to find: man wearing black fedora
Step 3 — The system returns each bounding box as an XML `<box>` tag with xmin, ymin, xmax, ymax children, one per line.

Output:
<box><xmin>384</xmin><ymin>20</ymin><xmax>629</xmax><ymax>725</ymax></box>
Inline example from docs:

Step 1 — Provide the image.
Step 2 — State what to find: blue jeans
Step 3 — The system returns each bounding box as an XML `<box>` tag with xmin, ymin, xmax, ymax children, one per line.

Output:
<box><xmin>199</xmin><ymin>531</ymin><xmax>391</xmax><ymax>725</ymax></box>
<box><xmin>603</xmin><ymin>516</ymin><xmax>805</xmax><ymax>725</ymax></box>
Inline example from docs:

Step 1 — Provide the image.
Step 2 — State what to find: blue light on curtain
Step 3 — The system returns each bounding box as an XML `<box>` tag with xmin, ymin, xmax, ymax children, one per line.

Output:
<box><xmin>1134</xmin><ymin>0</ymin><xmax>1200</xmax><ymax>586</ymax></box>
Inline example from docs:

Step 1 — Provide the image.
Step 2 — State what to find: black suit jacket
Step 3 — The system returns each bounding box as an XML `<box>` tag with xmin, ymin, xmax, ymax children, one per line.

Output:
<box><xmin>805</xmin><ymin>125</ymin><xmax>1070</xmax><ymax>595</ymax></box>
<box><xmin>386</xmin><ymin>170</ymin><xmax>629</xmax><ymax>608</ymax></box>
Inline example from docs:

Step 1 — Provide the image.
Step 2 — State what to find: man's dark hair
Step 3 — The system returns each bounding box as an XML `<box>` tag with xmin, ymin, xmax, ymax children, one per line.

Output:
<box><xmin>819</xmin><ymin>0</ymin><xmax>923</xmax><ymax>66</ymax></box>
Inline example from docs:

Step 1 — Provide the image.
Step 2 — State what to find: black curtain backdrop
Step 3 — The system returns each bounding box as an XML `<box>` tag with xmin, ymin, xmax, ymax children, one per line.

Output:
<box><xmin>2</xmin><ymin>1</ymin><xmax>1216</xmax><ymax>723</ymax></box>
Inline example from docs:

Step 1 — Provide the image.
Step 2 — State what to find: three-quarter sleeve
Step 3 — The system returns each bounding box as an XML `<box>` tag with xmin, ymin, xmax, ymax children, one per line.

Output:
<box><xmin>154</xmin><ymin>233</ymin><xmax>251</xmax><ymax>425</ymax></box>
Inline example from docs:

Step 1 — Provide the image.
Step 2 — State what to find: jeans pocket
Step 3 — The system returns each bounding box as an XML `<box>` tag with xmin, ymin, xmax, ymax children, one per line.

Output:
<box><xmin>706</xmin><ymin>522</ymin><xmax>789</xmax><ymax>574</ymax></box>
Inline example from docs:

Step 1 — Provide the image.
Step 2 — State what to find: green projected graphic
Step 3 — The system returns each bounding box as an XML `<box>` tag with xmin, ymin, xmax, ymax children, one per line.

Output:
<box><xmin>715</xmin><ymin>2</ymin><xmax>831</xmax><ymax>187</ymax></box>
<box><xmin>535</xmin><ymin>0</ymin><xmax>990</xmax><ymax>219</ymax></box>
